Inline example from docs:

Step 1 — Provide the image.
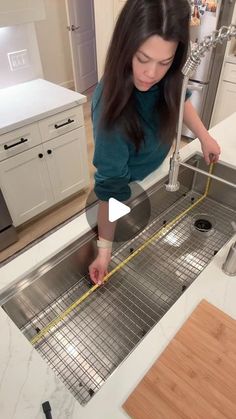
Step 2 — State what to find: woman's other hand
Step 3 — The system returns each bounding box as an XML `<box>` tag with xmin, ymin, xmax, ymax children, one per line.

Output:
<box><xmin>200</xmin><ymin>134</ymin><xmax>221</xmax><ymax>165</ymax></box>
<box><xmin>89</xmin><ymin>248</ymin><xmax>111</xmax><ymax>285</ymax></box>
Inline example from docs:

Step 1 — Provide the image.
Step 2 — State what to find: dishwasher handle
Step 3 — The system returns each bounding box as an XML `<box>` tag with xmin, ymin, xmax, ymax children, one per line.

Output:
<box><xmin>42</xmin><ymin>401</ymin><xmax>52</xmax><ymax>419</ymax></box>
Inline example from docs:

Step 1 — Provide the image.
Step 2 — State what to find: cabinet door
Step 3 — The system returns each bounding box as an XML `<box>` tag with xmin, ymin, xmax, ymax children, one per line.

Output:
<box><xmin>0</xmin><ymin>145</ymin><xmax>54</xmax><ymax>226</ymax></box>
<box><xmin>43</xmin><ymin>127</ymin><xmax>89</xmax><ymax>203</ymax></box>
<box><xmin>211</xmin><ymin>81</ymin><xmax>236</xmax><ymax>126</ymax></box>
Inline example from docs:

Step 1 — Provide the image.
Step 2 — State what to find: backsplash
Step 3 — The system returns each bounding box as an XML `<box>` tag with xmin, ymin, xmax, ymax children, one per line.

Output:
<box><xmin>0</xmin><ymin>23</ymin><xmax>43</xmax><ymax>89</ymax></box>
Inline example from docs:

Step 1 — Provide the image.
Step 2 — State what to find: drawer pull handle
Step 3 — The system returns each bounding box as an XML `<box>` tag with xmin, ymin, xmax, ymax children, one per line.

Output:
<box><xmin>47</xmin><ymin>149</ymin><xmax>52</xmax><ymax>155</ymax></box>
<box><xmin>38</xmin><ymin>153</ymin><xmax>44</xmax><ymax>159</ymax></box>
<box><xmin>54</xmin><ymin>118</ymin><xmax>74</xmax><ymax>129</ymax></box>
<box><xmin>4</xmin><ymin>137</ymin><xmax>28</xmax><ymax>150</ymax></box>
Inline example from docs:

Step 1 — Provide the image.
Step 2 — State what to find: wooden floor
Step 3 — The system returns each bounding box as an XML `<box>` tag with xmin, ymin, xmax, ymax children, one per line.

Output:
<box><xmin>0</xmin><ymin>87</ymin><xmax>188</xmax><ymax>264</ymax></box>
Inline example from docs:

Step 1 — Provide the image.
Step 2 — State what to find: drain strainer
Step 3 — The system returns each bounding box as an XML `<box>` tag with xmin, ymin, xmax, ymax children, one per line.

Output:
<box><xmin>194</xmin><ymin>218</ymin><xmax>212</xmax><ymax>232</ymax></box>
<box><xmin>191</xmin><ymin>213</ymin><xmax>216</xmax><ymax>236</ymax></box>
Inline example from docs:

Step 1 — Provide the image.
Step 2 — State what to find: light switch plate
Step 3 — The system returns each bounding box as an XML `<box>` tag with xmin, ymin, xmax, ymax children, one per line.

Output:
<box><xmin>8</xmin><ymin>49</ymin><xmax>30</xmax><ymax>71</ymax></box>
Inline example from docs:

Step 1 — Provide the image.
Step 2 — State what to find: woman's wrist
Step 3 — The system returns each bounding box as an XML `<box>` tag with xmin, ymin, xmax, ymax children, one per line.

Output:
<box><xmin>198</xmin><ymin>131</ymin><xmax>212</xmax><ymax>145</ymax></box>
<box><xmin>97</xmin><ymin>247</ymin><xmax>112</xmax><ymax>259</ymax></box>
<box><xmin>97</xmin><ymin>238</ymin><xmax>113</xmax><ymax>249</ymax></box>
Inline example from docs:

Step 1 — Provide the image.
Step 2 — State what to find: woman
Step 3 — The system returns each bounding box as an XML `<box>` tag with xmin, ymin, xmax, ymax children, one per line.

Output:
<box><xmin>89</xmin><ymin>0</ymin><xmax>220</xmax><ymax>284</ymax></box>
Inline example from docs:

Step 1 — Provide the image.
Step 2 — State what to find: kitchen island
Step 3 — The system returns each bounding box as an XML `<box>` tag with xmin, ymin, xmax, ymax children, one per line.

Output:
<box><xmin>0</xmin><ymin>112</ymin><xmax>236</xmax><ymax>419</ymax></box>
<box><xmin>0</xmin><ymin>79</ymin><xmax>89</xmax><ymax>228</ymax></box>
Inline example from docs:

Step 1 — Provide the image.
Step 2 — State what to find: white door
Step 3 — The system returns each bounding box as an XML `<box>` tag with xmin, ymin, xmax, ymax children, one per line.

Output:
<box><xmin>66</xmin><ymin>0</ymin><xmax>98</xmax><ymax>93</ymax></box>
<box><xmin>0</xmin><ymin>145</ymin><xmax>54</xmax><ymax>226</ymax></box>
<box><xmin>43</xmin><ymin>127</ymin><xmax>89</xmax><ymax>203</ymax></box>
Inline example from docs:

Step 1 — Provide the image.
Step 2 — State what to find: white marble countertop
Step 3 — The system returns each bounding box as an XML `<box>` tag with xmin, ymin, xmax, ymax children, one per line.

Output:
<box><xmin>0</xmin><ymin>113</ymin><xmax>236</xmax><ymax>419</ymax></box>
<box><xmin>0</xmin><ymin>79</ymin><xmax>86</xmax><ymax>135</ymax></box>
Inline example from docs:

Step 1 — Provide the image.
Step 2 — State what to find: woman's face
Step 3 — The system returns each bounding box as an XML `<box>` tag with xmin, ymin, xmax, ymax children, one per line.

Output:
<box><xmin>132</xmin><ymin>35</ymin><xmax>178</xmax><ymax>91</ymax></box>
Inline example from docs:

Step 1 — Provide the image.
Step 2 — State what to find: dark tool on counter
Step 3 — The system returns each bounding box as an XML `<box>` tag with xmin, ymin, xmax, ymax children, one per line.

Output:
<box><xmin>42</xmin><ymin>401</ymin><xmax>52</xmax><ymax>419</ymax></box>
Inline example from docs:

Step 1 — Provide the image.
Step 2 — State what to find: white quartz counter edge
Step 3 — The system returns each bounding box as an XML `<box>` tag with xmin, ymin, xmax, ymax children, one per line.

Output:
<box><xmin>0</xmin><ymin>113</ymin><xmax>236</xmax><ymax>419</ymax></box>
<box><xmin>0</xmin><ymin>79</ymin><xmax>86</xmax><ymax>135</ymax></box>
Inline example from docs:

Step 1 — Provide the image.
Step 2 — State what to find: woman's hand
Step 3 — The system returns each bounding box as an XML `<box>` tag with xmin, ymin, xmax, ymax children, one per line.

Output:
<box><xmin>89</xmin><ymin>248</ymin><xmax>111</xmax><ymax>285</ymax></box>
<box><xmin>183</xmin><ymin>100</ymin><xmax>221</xmax><ymax>164</ymax></box>
<box><xmin>200</xmin><ymin>134</ymin><xmax>221</xmax><ymax>165</ymax></box>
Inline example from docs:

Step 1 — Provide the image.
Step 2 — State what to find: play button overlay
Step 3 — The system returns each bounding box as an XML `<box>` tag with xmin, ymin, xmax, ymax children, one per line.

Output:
<box><xmin>85</xmin><ymin>180</ymin><xmax>151</xmax><ymax>243</ymax></box>
<box><xmin>108</xmin><ymin>198</ymin><xmax>130</xmax><ymax>222</ymax></box>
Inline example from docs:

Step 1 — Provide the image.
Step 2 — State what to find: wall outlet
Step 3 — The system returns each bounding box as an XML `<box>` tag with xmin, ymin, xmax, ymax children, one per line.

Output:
<box><xmin>8</xmin><ymin>49</ymin><xmax>30</xmax><ymax>71</ymax></box>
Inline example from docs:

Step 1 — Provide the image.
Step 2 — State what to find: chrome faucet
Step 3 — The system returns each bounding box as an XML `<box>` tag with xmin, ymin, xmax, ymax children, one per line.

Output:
<box><xmin>222</xmin><ymin>222</ymin><xmax>236</xmax><ymax>276</ymax></box>
<box><xmin>166</xmin><ymin>24</ymin><xmax>236</xmax><ymax>192</ymax></box>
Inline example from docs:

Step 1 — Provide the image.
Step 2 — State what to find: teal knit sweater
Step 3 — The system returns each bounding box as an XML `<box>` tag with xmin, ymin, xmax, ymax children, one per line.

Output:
<box><xmin>92</xmin><ymin>81</ymin><xmax>190</xmax><ymax>201</ymax></box>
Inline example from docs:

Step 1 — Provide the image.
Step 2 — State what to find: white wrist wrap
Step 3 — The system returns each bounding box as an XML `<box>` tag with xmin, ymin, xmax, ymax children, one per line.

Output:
<box><xmin>97</xmin><ymin>239</ymin><xmax>113</xmax><ymax>249</ymax></box>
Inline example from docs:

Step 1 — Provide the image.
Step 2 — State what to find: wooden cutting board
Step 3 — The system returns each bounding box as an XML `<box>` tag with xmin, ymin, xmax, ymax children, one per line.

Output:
<box><xmin>123</xmin><ymin>300</ymin><xmax>236</xmax><ymax>419</ymax></box>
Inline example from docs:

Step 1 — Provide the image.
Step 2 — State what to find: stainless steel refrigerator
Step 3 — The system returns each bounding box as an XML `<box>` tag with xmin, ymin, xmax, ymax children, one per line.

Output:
<box><xmin>182</xmin><ymin>0</ymin><xmax>235</xmax><ymax>139</ymax></box>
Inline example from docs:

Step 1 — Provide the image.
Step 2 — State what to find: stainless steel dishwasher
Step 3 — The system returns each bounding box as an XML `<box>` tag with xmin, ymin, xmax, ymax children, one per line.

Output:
<box><xmin>1</xmin><ymin>154</ymin><xmax>236</xmax><ymax>406</ymax></box>
<box><xmin>0</xmin><ymin>188</ymin><xmax>18</xmax><ymax>251</ymax></box>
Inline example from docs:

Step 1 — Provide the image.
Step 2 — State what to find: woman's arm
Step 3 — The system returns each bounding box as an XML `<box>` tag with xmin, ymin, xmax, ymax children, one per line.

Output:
<box><xmin>183</xmin><ymin>99</ymin><xmax>221</xmax><ymax>164</ymax></box>
<box><xmin>97</xmin><ymin>200</ymin><xmax>117</xmax><ymax>242</ymax></box>
<box><xmin>89</xmin><ymin>201</ymin><xmax>117</xmax><ymax>285</ymax></box>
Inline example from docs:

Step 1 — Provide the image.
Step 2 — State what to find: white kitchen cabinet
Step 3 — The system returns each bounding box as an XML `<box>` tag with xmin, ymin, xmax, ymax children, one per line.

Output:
<box><xmin>0</xmin><ymin>121</ymin><xmax>89</xmax><ymax>226</ymax></box>
<box><xmin>0</xmin><ymin>145</ymin><xmax>54</xmax><ymax>226</ymax></box>
<box><xmin>0</xmin><ymin>125</ymin><xmax>89</xmax><ymax>226</ymax></box>
<box><xmin>211</xmin><ymin>80</ymin><xmax>236</xmax><ymax>125</ymax></box>
<box><xmin>42</xmin><ymin>127</ymin><xmax>89</xmax><ymax>203</ymax></box>
<box><xmin>0</xmin><ymin>80</ymin><xmax>89</xmax><ymax>227</ymax></box>
<box><xmin>211</xmin><ymin>60</ymin><xmax>236</xmax><ymax>126</ymax></box>
<box><xmin>0</xmin><ymin>0</ymin><xmax>45</xmax><ymax>27</ymax></box>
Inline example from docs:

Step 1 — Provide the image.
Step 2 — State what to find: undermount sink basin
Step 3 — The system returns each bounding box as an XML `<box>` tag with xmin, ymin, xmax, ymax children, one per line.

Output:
<box><xmin>1</xmin><ymin>153</ymin><xmax>236</xmax><ymax>405</ymax></box>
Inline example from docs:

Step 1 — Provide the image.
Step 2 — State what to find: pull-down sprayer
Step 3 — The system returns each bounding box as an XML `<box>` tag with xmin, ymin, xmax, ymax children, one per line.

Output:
<box><xmin>166</xmin><ymin>24</ymin><xmax>236</xmax><ymax>192</ymax></box>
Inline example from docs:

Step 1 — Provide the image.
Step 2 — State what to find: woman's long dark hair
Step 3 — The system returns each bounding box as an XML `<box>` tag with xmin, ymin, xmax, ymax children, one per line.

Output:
<box><xmin>101</xmin><ymin>0</ymin><xmax>191</xmax><ymax>151</ymax></box>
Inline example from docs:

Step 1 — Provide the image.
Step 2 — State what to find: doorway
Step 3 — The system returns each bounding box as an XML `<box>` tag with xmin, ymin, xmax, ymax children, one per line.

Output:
<box><xmin>66</xmin><ymin>0</ymin><xmax>98</xmax><ymax>93</ymax></box>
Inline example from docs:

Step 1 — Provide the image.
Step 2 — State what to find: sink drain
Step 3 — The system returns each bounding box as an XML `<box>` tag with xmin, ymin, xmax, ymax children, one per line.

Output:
<box><xmin>194</xmin><ymin>218</ymin><xmax>212</xmax><ymax>232</ymax></box>
<box><xmin>191</xmin><ymin>214</ymin><xmax>216</xmax><ymax>237</ymax></box>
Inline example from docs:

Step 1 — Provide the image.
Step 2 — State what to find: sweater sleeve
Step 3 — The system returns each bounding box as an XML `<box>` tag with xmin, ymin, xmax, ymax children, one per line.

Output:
<box><xmin>185</xmin><ymin>88</ymin><xmax>192</xmax><ymax>101</ymax></box>
<box><xmin>92</xmin><ymin>84</ymin><xmax>131</xmax><ymax>202</ymax></box>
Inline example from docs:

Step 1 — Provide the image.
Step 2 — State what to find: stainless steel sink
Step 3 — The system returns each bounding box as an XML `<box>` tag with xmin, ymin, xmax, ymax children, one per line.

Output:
<box><xmin>1</xmin><ymin>154</ymin><xmax>236</xmax><ymax>406</ymax></box>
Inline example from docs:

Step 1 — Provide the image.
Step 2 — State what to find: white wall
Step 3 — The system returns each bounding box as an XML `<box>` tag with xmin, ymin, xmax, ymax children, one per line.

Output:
<box><xmin>0</xmin><ymin>0</ymin><xmax>45</xmax><ymax>27</ymax></box>
<box><xmin>35</xmin><ymin>0</ymin><xmax>74</xmax><ymax>89</ymax></box>
<box><xmin>0</xmin><ymin>23</ymin><xmax>43</xmax><ymax>88</ymax></box>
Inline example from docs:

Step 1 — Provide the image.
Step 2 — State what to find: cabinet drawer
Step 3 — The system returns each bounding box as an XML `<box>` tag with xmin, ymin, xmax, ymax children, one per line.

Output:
<box><xmin>0</xmin><ymin>123</ymin><xmax>41</xmax><ymax>162</ymax></box>
<box><xmin>222</xmin><ymin>62</ymin><xmax>236</xmax><ymax>84</ymax></box>
<box><xmin>38</xmin><ymin>106</ymin><xmax>84</xmax><ymax>142</ymax></box>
